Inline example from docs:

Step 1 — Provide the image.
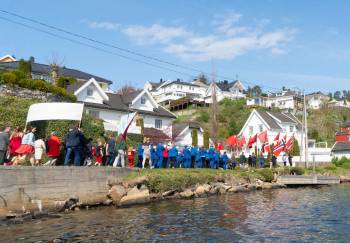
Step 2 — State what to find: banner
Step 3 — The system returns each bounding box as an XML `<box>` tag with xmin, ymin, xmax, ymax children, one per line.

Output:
<box><xmin>26</xmin><ymin>103</ymin><xmax>84</xmax><ymax>123</ymax></box>
<box><xmin>117</xmin><ymin>112</ymin><xmax>137</xmax><ymax>139</ymax></box>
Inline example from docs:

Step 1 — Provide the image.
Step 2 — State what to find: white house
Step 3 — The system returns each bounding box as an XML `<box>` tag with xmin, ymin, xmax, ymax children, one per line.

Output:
<box><xmin>204</xmin><ymin>80</ymin><xmax>246</xmax><ymax>103</ymax></box>
<box><xmin>172</xmin><ymin>122</ymin><xmax>206</xmax><ymax>147</ymax></box>
<box><xmin>328</xmin><ymin>99</ymin><xmax>350</xmax><ymax>109</ymax></box>
<box><xmin>331</xmin><ymin>142</ymin><xmax>350</xmax><ymax>159</ymax></box>
<box><xmin>265</xmin><ymin>90</ymin><xmax>303</xmax><ymax>111</ymax></box>
<box><xmin>239</xmin><ymin>109</ymin><xmax>303</xmax><ymax>152</ymax></box>
<box><xmin>246</xmin><ymin>97</ymin><xmax>266</xmax><ymax>107</ymax></box>
<box><xmin>306</xmin><ymin>92</ymin><xmax>329</xmax><ymax>109</ymax></box>
<box><xmin>68</xmin><ymin>78</ymin><xmax>176</xmax><ymax>134</ymax></box>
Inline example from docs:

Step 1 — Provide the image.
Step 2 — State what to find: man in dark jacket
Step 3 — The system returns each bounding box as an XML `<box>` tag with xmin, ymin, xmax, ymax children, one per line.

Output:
<box><xmin>64</xmin><ymin>127</ymin><xmax>85</xmax><ymax>166</ymax></box>
<box><xmin>0</xmin><ymin>126</ymin><xmax>11</xmax><ymax>165</ymax></box>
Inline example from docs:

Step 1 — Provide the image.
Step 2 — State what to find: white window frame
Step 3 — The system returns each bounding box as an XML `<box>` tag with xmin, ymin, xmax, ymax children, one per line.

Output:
<box><xmin>87</xmin><ymin>88</ymin><xmax>94</xmax><ymax>96</ymax></box>
<box><xmin>141</xmin><ymin>97</ymin><xmax>146</xmax><ymax>105</ymax></box>
<box><xmin>155</xmin><ymin>119</ymin><xmax>162</xmax><ymax>129</ymax></box>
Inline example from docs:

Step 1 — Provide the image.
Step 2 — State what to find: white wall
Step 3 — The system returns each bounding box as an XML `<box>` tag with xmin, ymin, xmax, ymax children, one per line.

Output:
<box><xmin>266</xmin><ymin>96</ymin><xmax>295</xmax><ymax>110</ymax></box>
<box><xmin>76</xmin><ymin>83</ymin><xmax>104</xmax><ymax>104</ymax></box>
<box><xmin>131</xmin><ymin>94</ymin><xmax>154</xmax><ymax>112</ymax></box>
<box><xmin>174</xmin><ymin>127</ymin><xmax>205</xmax><ymax>147</ymax></box>
<box><xmin>332</xmin><ymin>151</ymin><xmax>350</xmax><ymax>159</ymax></box>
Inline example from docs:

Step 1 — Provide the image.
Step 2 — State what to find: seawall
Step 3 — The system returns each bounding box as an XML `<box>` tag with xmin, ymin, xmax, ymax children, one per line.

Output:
<box><xmin>0</xmin><ymin>166</ymin><xmax>131</xmax><ymax>215</ymax></box>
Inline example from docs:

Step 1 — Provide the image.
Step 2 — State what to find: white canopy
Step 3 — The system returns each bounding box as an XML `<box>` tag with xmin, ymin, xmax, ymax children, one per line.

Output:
<box><xmin>26</xmin><ymin>103</ymin><xmax>84</xmax><ymax>123</ymax></box>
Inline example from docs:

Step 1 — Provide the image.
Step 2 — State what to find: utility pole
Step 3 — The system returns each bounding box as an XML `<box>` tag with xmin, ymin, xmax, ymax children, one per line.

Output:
<box><xmin>303</xmin><ymin>90</ymin><xmax>309</xmax><ymax>168</ymax></box>
<box><xmin>210</xmin><ymin>62</ymin><xmax>218</xmax><ymax>146</ymax></box>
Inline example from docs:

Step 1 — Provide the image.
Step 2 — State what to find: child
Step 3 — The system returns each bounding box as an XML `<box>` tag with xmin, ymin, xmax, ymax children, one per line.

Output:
<box><xmin>34</xmin><ymin>137</ymin><xmax>46</xmax><ymax>166</ymax></box>
<box><xmin>94</xmin><ymin>139</ymin><xmax>103</xmax><ymax>166</ymax></box>
<box><xmin>128</xmin><ymin>146</ymin><xmax>135</xmax><ymax>168</ymax></box>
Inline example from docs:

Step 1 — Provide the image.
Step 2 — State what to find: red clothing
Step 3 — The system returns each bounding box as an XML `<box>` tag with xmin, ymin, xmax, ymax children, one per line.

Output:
<box><xmin>96</xmin><ymin>155</ymin><xmax>103</xmax><ymax>165</ymax></box>
<box><xmin>9</xmin><ymin>136</ymin><xmax>22</xmax><ymax>155</ymax></box>
<box><xmin>47</xmin><ymin>135</ymin><xmax>61</xmax><ymax>157</ymax></box>
<box><xmin>216</xmin><ymin>143</ymin><xmax>223</xmax><ymax>151</ymax></box>
<box><xmin>128</xmin><ymin>150</ymin><xmax>135</xmax><ymax>168</ymax></box>
<box><xmin>15</xmin><ymin>144</ymin><xmax>34</xmax><ymax>155</ymax></box>
<box><xmin>163</xmin><ymin>147</ymin><xmax>169</xmax><ymax>158</ymax></box>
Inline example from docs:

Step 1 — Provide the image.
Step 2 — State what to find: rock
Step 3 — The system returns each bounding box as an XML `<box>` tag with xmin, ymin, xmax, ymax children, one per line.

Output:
<box><xmin>219</xmin><ymin>188</ymin><xmax>227</xmax><ymax>194</ymax></box>
<box><xmin>211</xmin><ymin>182</ymin><xmax>232</xmax><ymax>191</ymax></box>
<box><xmin>179</xmin><ymin>189</ymin><xmax>194</xmax><ymax>198</ymax></box>
<box><xmin>61</xmin><ymin>197</ymin><xmax>79</xmax><ymax>211</ymax></box>
<box><xmin>107</xmin><ymin>178</ymin><xmax>123</xmax><ymax>188</ymax></box>
<box><xmin>247</xmin><ymin>185</ymin><xmax>257</xmax><ymax>191</ymax></box>
<box><xmin>102</xmin><ymin>199</ymin><xmax>113</xmax><ymax>206</ymax></box>
<box><xmin>261</xmin><ymin>183</ymin><xmax>273</xmax><ymax>189</ymax></box>
<box><xmin>6</xmin><ymin>212</ymin><xmax>17</xmax><ymax>219</ymax></box>
<box><xmin>235</xmin><ymin>186</ymin><xmax>249</xmax><ymax>193</ymax></box>
<box><xmin>108</xmin><ymin>185</ymin><xmax>127</xmax><ymax>205</ymax></box>
<box><xmin>271</xmin><ymin>183</ymin><xmax>286</xmax><ymax>189</ymax></box>
<box><xmin>340</xmin><ymin>176</ymin><xmax>350</xmax><ymax>183</ymax></box>
<box><xmin>209</xmin><ymin>187</ymin><xmax>219</xmax><ymax>194</ymax></box>
<box><xmin>150</xmin><ymin>193</ymin><xmax>162</xmax><ymax>200</ymax></box>
<box><xmin>228</xmin><ymin>187</ymin><xmax>238</xmax><ymax>192</ymax></box>
<box><xmin>202</xmin><ymin>184</ymin><xmax>211</xmax><ymax>193</ymax></box>
<box><xmin>194</xmin><ymin>185</ymin><xmax>206</xmax><ymax>196</ymax></box>
<box><xmin>126</xmin><ymin>176</ymin><xmax>147</xmax><ymax>188</ymax></box>
<box><xmin>120</xmin><ymin>186</ymin><xmax>150</xmax><ymax>206</ymax></box>
<box><xmin>162</xmin><ymin>190</ymin><xmax>176</xmax><ymax>197</ymax></box>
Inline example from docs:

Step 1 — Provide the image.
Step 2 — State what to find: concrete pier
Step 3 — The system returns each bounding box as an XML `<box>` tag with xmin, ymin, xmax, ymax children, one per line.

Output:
<box><xmin>277</xmin><ymin>175</ymin><xmax>340</xmax><ymax>185</ymax></box>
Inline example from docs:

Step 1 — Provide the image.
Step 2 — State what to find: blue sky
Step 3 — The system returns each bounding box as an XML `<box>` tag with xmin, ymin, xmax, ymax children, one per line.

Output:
<box><xmin>0</xmin><ymin>0</ymin><xmax>349</xmax><ymax>93</ymax></box>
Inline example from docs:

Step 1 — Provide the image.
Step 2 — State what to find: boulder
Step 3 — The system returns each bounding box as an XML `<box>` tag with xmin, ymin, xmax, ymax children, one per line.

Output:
<box><xmin>125</xmin><ymin>176</ymin><xmax>147</xmax><ymax>188</ymax></box>
<box><xmin>219</xmin><ymin>188</ymin><xmax>227</xmax><ymax>194</ymax></box>
<box><xmin>179</xmin><ymin>189</ymin><xmax>194</xmax><ymax>198</ymax></box>
<box><xmin>102</xmin><ymin>199</ymin><xmax>113</xmax><ymax>206</ymax></box>
<box><xmin>209</xmin><ymin>187</ymin><xmax>219</xmax><ymax>194</ymax></box>
<box><xmin>162</xmin><ymin>190</ymin><xmax>176</xmax><ymax>197</ymax></box>
<box><xmin>202</xmin><ymin>184</ymin><xmax>211</xmax><ymax>193</ymax></box>
<box><xmin>108</xmin><ymin>185</ymin><xmax>127</xmax><ymax>205</ymax></box>
<box><xmin>211</xmin><ymin>182</ymin><xmax>232</xmax><ymax>191</ymax></box>
<box><xmin>120</xmin><ymin>186</ymin><xmax>150</xmax><ymax>206</ymax></box>
<box><xmin>261</xmin><ymin>183</ymin><xmax>273</xmax><ymax>189</ymax></box>
<box><xmin>340</xmin><ymin>176</ymin><xmax>350</xmax><ymax>183</ymax></box>
<box><xmin>194</xmin><ymin>185</ymin><xmax>206</xmax><ymax>196</ymax></box>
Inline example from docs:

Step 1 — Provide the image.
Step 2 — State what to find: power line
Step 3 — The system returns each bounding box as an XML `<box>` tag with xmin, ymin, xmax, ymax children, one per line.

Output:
<box><xmin>0</xmin><ymin>9</ymin><xmax>279</xmax><ymax>90</ymax></box>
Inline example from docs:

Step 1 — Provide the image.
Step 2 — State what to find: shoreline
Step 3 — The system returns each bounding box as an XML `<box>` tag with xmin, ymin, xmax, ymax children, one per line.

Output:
<box><xmin>2</xmin><ymin>167</ymin><xmax>350</xmax><ymax>223</ymax></box>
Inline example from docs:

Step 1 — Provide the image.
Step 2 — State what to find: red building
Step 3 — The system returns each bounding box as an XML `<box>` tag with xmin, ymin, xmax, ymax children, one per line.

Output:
<box><xmin>335</xmin><ymin>122</ymin><xmax>350</xmax><ymax>142</ymax></box>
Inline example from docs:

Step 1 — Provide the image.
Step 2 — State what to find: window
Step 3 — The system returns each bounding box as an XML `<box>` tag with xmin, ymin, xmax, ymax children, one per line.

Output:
<box><xmin>155</xmin><ymin>119</ymin><xmax>162</xmax><ymax>129</ymax></box>
<box><xmin>88</xmin><ymin>110</ymin><xmax>99</xmax><ymax>118</ymax></box>
<box><xmin>249</xmin><ymin>126</ymin><xmax>254</xmax><ymax>135</ymax></box>
<box><xmin>141</xmin><ymin>97</ymin><xmax>146</xmax><ymax>104</ymax></box>
<box><xmin>290</xmin><ymin>126</ymin><xmax>294</xmax><ymax>132</ymax></box>
<box><xmin>87</xmin><ymin>88</ymin><xmax>94</xmax><ymax>96</ymax></box>
<box><xmin>259</xmin><ymin>124</ymin><xmax>263</xmax><ymax>132</ymax></box>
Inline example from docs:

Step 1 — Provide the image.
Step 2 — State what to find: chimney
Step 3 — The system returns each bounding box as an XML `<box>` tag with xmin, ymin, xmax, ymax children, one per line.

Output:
<box><xmin>177</xmin><ymin>78</ymin><xmax>180</xmax><ymax>82</ymax></box>
<box><xmin>50</xmin><ymin>64</ymin><xmax>59</xmax><ymax>84</ymax></box>
<box><xmin>160</xmin><ymin>78</ymin><xmax>163</xmax><ymax>83</ymax></box>
<box><xmin>29</xmin><ymin>56</ymin><xmax>35</xmax><ymax>63</ymax></box>
<box><xmin>224</xmin><ymin>80</ymin><xmax>228</xmax><ymax>84</ymax></box>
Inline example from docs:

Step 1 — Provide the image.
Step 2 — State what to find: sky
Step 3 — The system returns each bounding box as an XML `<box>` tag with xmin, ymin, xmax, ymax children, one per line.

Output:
<box><xmin>0</xmin><ymin>0</ymin><xmax>349</xmax><ymax>93</ymax></box>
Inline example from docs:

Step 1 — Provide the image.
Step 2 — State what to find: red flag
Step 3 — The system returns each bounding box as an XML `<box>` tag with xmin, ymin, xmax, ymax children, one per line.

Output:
<box><xmin>282</xmin><ymin>134</ymin><xmax>287</xmax><ymax>144</ymax></box>
<box><xmin>226</xmin><ymin>135</ymin><xmax>237</xmax><ymax>146</ymax></box>
<box><xmin>274</xmin><ymin>132</ymin><xmax>280</xmax><ymax>141</ymax></box>
<box><xmin>285</xmin><ymin>137</ymin><xmax>294</xmax><ymax>152</ymax></box>
<box><xmin>247</xmin><ymin>134</ymin><xmax>257</xmax><ymax>148</ymax></box>
<box><xmin>258</xmin><ymin>130</ymin><xmax>268</xmax><ymax>143</ymax></box>
<box><xmin>122</xmin><ymin>112</ymin><xmax>137</xmax><ymax>140</ymax></box>
<box><xmin>273</xmin><ymin>140</ymin><xmax>285</xmax><ymax>156</ymax></box>
<box><xmin>262</xmin><ymin>142</ymin><xmax>270</xmax><ymax>153</ymax></box>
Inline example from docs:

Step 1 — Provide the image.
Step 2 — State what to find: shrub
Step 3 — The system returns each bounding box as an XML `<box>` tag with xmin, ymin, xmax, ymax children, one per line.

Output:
<box><xmin>332</xmin><ymin>156</ymin><xmax>350</xmax><ymax>168</ymax></box>
<box><xmin>258</xmin><ymin>168</ymin><xmax>274</xmax><ymax>182</ymax></box>
<box><xmin>289</xmin><ymin>167</ymin><xmax>305</xmax><ymax>175</ymax></box>
<box><xmin>324</xmin><ymin>163</ymin><xmax>337</xmax><ymax>171</ymax></box>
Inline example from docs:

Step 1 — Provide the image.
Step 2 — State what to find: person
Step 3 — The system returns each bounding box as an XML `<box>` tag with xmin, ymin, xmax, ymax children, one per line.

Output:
<box><xmin>8</xmin><ymin>127</ymin><xmax>23</xmax><ymax>163</ymax></box>
<box><xmin>282</xmin><ymin>153</ymin><xmax>287</xmax><ymax>167</ymax></box>
<box><xmin>127</xmin><ymin>146</ymin><xmax>135</xmax><ymax>168</ymax></box>
<box><xmin>199</xmin><ymin>147</ymin><xmax>206</xmax><ymax>168</ymax></box>
<box><xmin>142</xmin><ymin>143</ymin><xmax>152</xmax><ymax>169</ymax></box>
<box><xmin>150</xmin><ymin>145</ymin><xmax>157</xmax><ymax>169</ymax></box>
<box><xmin>195</xmin><ymin>151</ymin><xmax>202</xmax><ymax>168</ymax></box>
<box><xmin>105</xmin><ymin>134</ymin><xmax>116</xmax><ymax>166</ymax></box>
<box><xmin>113</xmin><ymin>135</ymin><xmax>126</xmax><ymax>167</ymax></box>
<box><xmin>248</xmin><ymin>154</ymin><xmax>252</xmax><ymax>167</ymax></box>
<box><xmin>208</xmin><ymin>146</ymin><xmax>215</xmax><ymax>168</ymax></box>
<box><xmin>137</xmin><ymin>143</ymin><xmax>143</xmax><ymax>168</ymax></box>
<box><xmin>271</xmin><ymin>155</ymin><xmax>277</xmax><ymax>168</ymax></box>
<box><xmin>95</xmin><ymin>139</ymin><xmax>104</xmax><ymax>166</ymax></box>
<box><xmin>239</xmin><ymin>152</ymin><xmax>247</xmax><ymax>167</ymax></box>
<box><xmin>213</xmin><ymin>151</ymin><xmax>220</xmax><ymax>169</ymax></box>
<box><xmin>45</xmin><ymin>132</ymin><xmax>61</xmax><ymax>166</ymax></box>
<box><xmin>169</xmin><ymin>145</ymin><xmax>178</xmax><ymax>168</ymax></box>
<box><xmin>222</xmin><ymin>151</ymin><xmax>228</xmax><ymax>170</ymax></box>
<box><xmin>259</xmin><ymin>153</ymin><xmax>265</xmax><ymax>168</ymax></box>
<box><xmin>190</xmin><ymin>146</ymin><xmax>197</xmax><ymax>168</ymax></box>
<box><xmin>85</xmin><ymin>138</ymin><xmax>94</xmax><ymax>166</ymax></box>
<box><xmin>177</xmin><ymin>149</ymin><xmax>184</xmax><ymax>168</ymax></box>
<box><xmin>205</xmin><ymin>148</ymin><xmax>210</xmax><ymax>168</ymax></box>
<box><xmin>64</xmin><ymin>127</ymin><xmax>85</xmax><ymax>166</ymax></box>
<box><xmin>228</xmin><ymin>154</ymin><xmax>236</xmax><ymax>170</ymax></box>
<box><xmin>288</xmin><ymin>154</ymin><xmax>293</xmax><ymax>167</ymax></box>
<box><xmin>184</xmin><ymin>146</ymin><xmax>191</xmax><ymax>168</ymax></box>
<box><xmin>162</xmin><ymin>145</ymin><xmax>169</xmax><ymax>168</ymax></box>
<box><xmin>0</xmin><ymin>126</ymin><xmax>11</xmax><ymax>165</ymax></box>
<box><xmin>216</xmin><ymin>142</ymin><xmax>223</xmax><ymax>152</ymax></box>
<box><xmin>251</xmin><ymin>152</ymin><xmax>257</xmax><ymax>167</ymax></box>
<box><xmin>14</xmin><ymin>126</ymin><xmax>36</xmax><ymax>165</ymax></box>
<box><xmin>156</xmin><ymin>143</ymin><xmax>164</xmax><ymax>168</ymax></box>
<box><xmin>34</xmin><ymin>136</ymin><xmax>46</xmax><ymax>166</ymax></box>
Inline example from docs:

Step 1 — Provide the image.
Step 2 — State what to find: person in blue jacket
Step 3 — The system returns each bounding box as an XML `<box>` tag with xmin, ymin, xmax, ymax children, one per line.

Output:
<box><xmin>177</xmin><ymin>149</ymin><xmax>184</xmax><ymax>168</ymax></box>
<box><xmin>205</xmin><ymin>149</ymin><xmax>210</xmax><ymax>168</ymax></box>
<box><xmin>183</xmin><ymin>146</ymin><xmax>191</xmax><ymax>168</ymax></box>
<box><xmin>208</xmin><ymin>146</ymin><xmax>215</xmax><ymax>168</ymax></box>
<box><xmin>150</xmin><ymin>145</ymin><xmax>157</xmax><ymax>169</ymax></box>
<box><xmin>195</xmin><ymin>151</ymin><xmax>202</xmax><ymax>168</ymax></box>
<box><xmin>190</xmin><ymin>146</ymin><xmax>197</xmax><ymax>168</ymax></box>
<box><xmin>213</xmin><ymin>151</ymin><xmax>220</xmax><ymax>169</ymax></box>
<box><xmin>222</xmin><ymin>151</ymin><xmax>229</xmax><ymax>170</ymax></box>
<box><xmin>169</xmin><ymin>145</ymin><xmax>178</xmax><ymax>168</ymax></box>
<box><xmin>156</xmin><ymin>143</ymin><xmax>164</xmax><ymax>168</ymax></box>
<box><xmin>199</xmin><ymin>147</ymin><xmax>206</xmax><ymax>168</ymax></box>
<box><xmin>137</xmin><ymin>143</ymin><xmax>143</xmax><ymax>168</ymax></box>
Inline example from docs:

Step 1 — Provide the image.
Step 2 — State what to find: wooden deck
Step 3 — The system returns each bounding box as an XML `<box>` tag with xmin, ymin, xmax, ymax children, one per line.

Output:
<box><xmin>277</xmin><ymin>175</ymin><xmax>340</xmax><ymax>185</ymax></box>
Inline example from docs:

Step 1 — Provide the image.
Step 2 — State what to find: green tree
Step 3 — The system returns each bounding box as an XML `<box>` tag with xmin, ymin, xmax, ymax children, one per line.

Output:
<box><xmin>292</xmin><ymin>139</ymin><xmax>300</xmax><ymax>156</ymax></box>
<box><xmin>334</xmin><ymin>91</ymin><xmax>341</xmax><ymax>100</ymax></box>
<box><xmin>18</xmin><ymin>59</ymin><xmax>32</xmax><ymax>78</ymax></box>
<box><xmin>191</xmin><ymin>129</ymin><xmax>198</xmax><ymax>147</ymax></box>
<box><xmin>203</xmin><ymin>130</ymin><xmax>209</xmax><ymax>149</ymax></box>
<box><xmin>328</xmin><ymin>92</ymin><xmax>333</xmax><ymax>101</ymax></box>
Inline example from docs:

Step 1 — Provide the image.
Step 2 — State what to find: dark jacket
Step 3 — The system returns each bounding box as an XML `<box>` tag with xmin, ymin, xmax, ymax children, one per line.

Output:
<box><xmin>0</xmin><ymin>132</ymin><xmax>9</xmax><ymax>151</ymax></box>
<box><xmin>64</xmin><ymin>129</ymin><xmax>84</xmax><ymax>147</ymax></box>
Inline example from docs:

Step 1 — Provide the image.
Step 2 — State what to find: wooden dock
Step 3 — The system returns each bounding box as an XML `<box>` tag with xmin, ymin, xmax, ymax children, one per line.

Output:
<box><xmin>277</xmin><ymin>175</ymin><xmax>340</xmax><ymax>185</ymax></box>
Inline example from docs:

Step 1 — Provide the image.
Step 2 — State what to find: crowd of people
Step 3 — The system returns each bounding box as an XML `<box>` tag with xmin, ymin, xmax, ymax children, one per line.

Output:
<box><xmin>0</xmin><ymin>125</ymin><xmax>293</xmax><ymax>169</ymax></box>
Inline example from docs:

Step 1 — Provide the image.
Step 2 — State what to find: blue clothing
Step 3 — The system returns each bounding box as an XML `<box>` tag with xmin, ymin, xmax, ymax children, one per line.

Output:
<box><xmin>169</xmin><ymin>147</ymin><xmax>178</xmax><ymax>157</ymax></box>
<box><xmin>208</xmin><ymin>148</ymin><xmax>215</xmax><ymax>159</ymax></box>
<box><xmin>177</xmin><ymin>153</ymin><xmax>184</xmax><ymax>168</ymax></box>
<box><xmin>190</xmin><ymin>147</ymin><xmax>197</xmax><ymax>157</ymax></box>
<box><xmin>22</xmin><ymin>132</ymin><xmax>35</xmax><ymax>146</ymax></box>
<box><xmin>213</xmin><ymin>152</ymin><xmax>220</xmax><ymax>169</ymax></box>
<box><xmin>259</xmin><ymin>156</ymin><xmax>265</xmax><ymax>168</ymax></box>
<box><xmin>156</xmin><ymin>144</ymin><xmax>164</xmax><ymax>168</ymax></box>
<box><xmin>222</xmin><ymin>153</ymin><xmax>228</xmax><ymax>170</ymax></box>
<box><xmin>195</xmin><ymin>153</ymin><xmax>202</xmax><ymax>168</ymax></box>
<box><xmin>64</xmin><ymin>146</ymin><xmax>82</xmax><ymax>166</ymax></box>
<box><xmin>199</xmin><ymin>148</ymin><xmax>206</xmax><ymax>158</ymax></box>
<box><xmin>184</xmin><ymin>147</ymin><xmax>191</xmax><ymax>168</ymax></box>
<box><xmin>151</xmin><ymin>148</ymin><xmax>157</xmax><ymax>168</ymax></box>
<box><xmin>137</xmin><ymin>144</ymin><xmax>144</xmax><ymax>156</ymax></box>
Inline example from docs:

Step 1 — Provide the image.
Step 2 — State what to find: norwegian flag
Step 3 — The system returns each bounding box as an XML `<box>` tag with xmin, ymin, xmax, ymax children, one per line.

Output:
<box><xmin>281</xmin><ymin>134</ymin><xmax>287</xmax><ymax>144</ymax></box>
<box><xmin>285</xmin><ymin>137</ymin><xmax>295</xmax><ymax>152</ymax></box>
<box><xmin>274</xmin><ymin>132</ymin><xmax>280</xmax><ymax>141</ymax></box>
<box><xmin>262</xmin><ymin>142</ymin><xmax>270</xmax><ymax>153</ymax></box>
<box><xmin>273</xmin><ymin>140</ymin><xmax>285</xmax><ymax>156</ymax></box>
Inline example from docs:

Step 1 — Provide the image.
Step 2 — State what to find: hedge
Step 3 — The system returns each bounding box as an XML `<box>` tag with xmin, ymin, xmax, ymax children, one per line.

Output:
<box><xmin>0</xmin><ymin>69</ymin><xmax>76</xmax><ymax>101</ymax></box>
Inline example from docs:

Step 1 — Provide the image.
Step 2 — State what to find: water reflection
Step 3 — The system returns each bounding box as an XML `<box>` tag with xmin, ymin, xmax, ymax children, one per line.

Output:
<box><xmin>0</xmin><ymin>184</ymin><xmax>349</xmax><ymax>242</ymax></box>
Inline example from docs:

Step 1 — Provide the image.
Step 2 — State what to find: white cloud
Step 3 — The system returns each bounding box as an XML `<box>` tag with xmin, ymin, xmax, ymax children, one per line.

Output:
<box><xmin>122</xmin><ymin>24</ymin><xmax>191</xmax><ymax>45</ymax></box>
<box><xmin>81</xmin><ymin>19</ymin><xmax>120</xmax><ymax>30</ymax></box>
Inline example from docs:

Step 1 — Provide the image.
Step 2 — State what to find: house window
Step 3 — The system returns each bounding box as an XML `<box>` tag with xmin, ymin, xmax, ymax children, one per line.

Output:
<box><xmin>87</xmin><ymin>88</ymin><xmax>94</xmax><ymax>96</ymax></box>
<box><xmin>88</xmin><ymin>110</ymin><xmax>100</xmax><ymax>118</ymax></box>
<box><xmin>259</xmin><ymin>124</ymin><xmax>263</xmax><ymax>132</ymax></box>
<box><xmin>290</xmin><ymin>126</ymin><xmax>294</xmax><ymax>132</ymax></box>
<box><xmin>249</xmin><ymin>126</ymin><xmax>254</xmax><ymax>135</ymax></box>
<box><xmin>155</xmin><ymin>119</ymin><xmax>162</xmax><ymax>129</ymax></box>
<box><xmin>141</xmin><ymin>97</ymin><xmax>146</xmax><ymax>104</ymax></box>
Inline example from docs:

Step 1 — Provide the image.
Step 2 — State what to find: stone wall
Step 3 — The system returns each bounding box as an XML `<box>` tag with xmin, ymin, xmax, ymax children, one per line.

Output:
<box><xmin>0</xmin><ymin>84</ymin><xmax>66</xmax><ymax>102</ymax></box>
<box><xmin>0</xmin><ymin>167</ymin><xmax>131</xmax><ymax>214</ymax></box>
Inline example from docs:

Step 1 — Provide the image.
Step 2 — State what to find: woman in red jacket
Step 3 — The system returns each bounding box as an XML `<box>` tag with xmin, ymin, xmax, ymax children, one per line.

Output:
<box><xmin>163</xmin><ymin>145</ymin><xmax>169</xmax><ymax>168</ymax></box>
<box><xmin>128</xmin><ymin>146</ymin><xmax>135</xmax><ymax>168</ymax></box>
<box><xmin>46</xmin><ymin>132</ymin><xmax>61</xmax><ymax>166</ymax></box>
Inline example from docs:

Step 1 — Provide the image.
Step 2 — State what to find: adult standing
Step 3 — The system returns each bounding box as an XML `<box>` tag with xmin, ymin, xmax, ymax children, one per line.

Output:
<box><xmin>34</xmin><ymin>136</ymin><xmax>46</xmax><ymax>166</ymax></box>
<box><xmin>105</xmin><ymin>134</ymin><xmax>116</xmax><ymax>166</ymax></box>
<box><xmin>156</xmin><ymin>143</ymin><xmax>164</xmax><ymax>168</ymax></box>
<box><xmin>239</xmin><ymin>152</ymin><xmax>247</xmax><ymax>167</ymax></box>
<box><xmin>288</xmin><ymin>154</ymin><xmax>293</xmax><ymax>167</ymax></box>
<box><xmin>184</xmin><ymin>146</ymin><xmax>191</xmax><ymax>168</ymax></box>
<box><xmin>251</xmin><ymin>152</ymin><xmax>257</xmax><ymax>167</ymax></box>
<box><xmin>8</xmin><ymin>127</ymin><xmax>23</xmax><ymax>162</ymax></box>
<box><xmin>271</xmin><ymin>155</ymin><xmax>277</xmax><ymax>168</ymax></box>
<box><xmin>190</xmin><ymin>146</ymin><xmax>197</xmax><ymax>168</ymax></box>
<box><xmin>64</xmin><ymin>127</ymin><xmax>84</xmax><ymax>166</ymax></box>
<box><xmin>199</xmin><ymin>147</ymin><xmax>206</xmax><ymax>168</ymax></box>
<box><xmin>162</xmin><ymin>145</ymin><xmax>169</xmax><ymax>168</ymax></box>
<box><xmin>142</xmin><ymin>143</ymin><xmax>152</xmax><ymax>169</ymax></box>
<box><xmin>45</xmin><ymin>132</ymin><xmax>61</xmax><ymax>166</ymax></box>
<box><xmin>282</xmin><ymin>153</ymin><xmax>288</xmax><ymax>167</ymax></box>
<box><xmin>169</xmin><ymin>145</ymin><xmax>178</xmax><ymax>168</ymax></box>
<box><xmin>137</xmin><ymin>143</ymin><xmax>144</xmax><ymax>168</ymax></box>
<box><xmin>222</xmin><ymin>151</ymin><xmax>228</xmax><ymax>170</ymax></box>
<box><xmin>259</xmin><ymin>153</ymin><xmax>265</xmax><ymax>168</ymax></box>
<box><xmin>113</xmin><ymin>135</ymin><xmax>126</xmax><ymax>167</ymax></box>
<box><xmin>0</xmin><ymin>126</ymin><xmax>11</xmax><ymax>165</ymax></box>
<box><xmin>15</xmin><ymin>127</ymin><xmax>36</xmax><ymax>165</ymax></box>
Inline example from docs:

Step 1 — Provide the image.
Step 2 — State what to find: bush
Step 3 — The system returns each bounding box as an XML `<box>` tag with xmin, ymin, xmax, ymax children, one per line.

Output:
<box><xmin>257</xmin><ymin>168</ymin><xmax>274</xmax><ymax>182</ymax></box>
<box><xmin>332</xmin><ymin>156</ymin><xmax>350</xmax><ymax>168</ymax></box>
<box><xmin>324</xmin><ymin>163</ymin><xmax>337</xmax><ymax>171</ymax></box>
<box><xmin>289</xmin><ymin>167</ymin><xmax>305</xmax><ymax>175</ymax></box>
